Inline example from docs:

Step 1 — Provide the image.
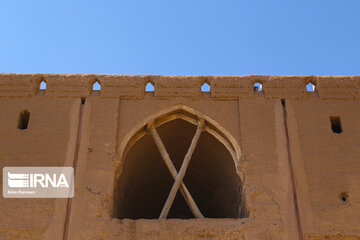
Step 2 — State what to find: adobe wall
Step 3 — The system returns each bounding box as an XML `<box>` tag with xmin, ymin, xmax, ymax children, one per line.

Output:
<box><xmin>0</xmin><ymin>73</ymin><xmax>359</xmax><ymax>240</ymax></box>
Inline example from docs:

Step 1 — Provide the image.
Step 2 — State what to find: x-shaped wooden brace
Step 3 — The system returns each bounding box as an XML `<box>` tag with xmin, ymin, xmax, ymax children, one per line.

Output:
<box><xmin>149</xmin><ymin>120</ymin><xmax>204</xmax><ymax>219</ymax></box>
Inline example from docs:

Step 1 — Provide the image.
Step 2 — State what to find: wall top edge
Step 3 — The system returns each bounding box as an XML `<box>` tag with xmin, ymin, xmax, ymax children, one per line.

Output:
<box><xmin>0</xmin><ymin>73</ymin><xmax>359</xmax><ymax>80</ymax></box>
<box><xmin>0</xmin><ymin>73</ymin><xmax>360</xmax><ymax>99</ymax></box>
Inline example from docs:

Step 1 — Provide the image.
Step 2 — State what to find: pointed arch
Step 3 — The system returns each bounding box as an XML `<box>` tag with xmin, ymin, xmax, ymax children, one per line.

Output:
<box><xmin>145</xmin><ymin>82</ymin><xmax>154</xmax><ymax>92</ymax></box>
<box><xmin>118</xmin><ymin>104</ymin><xmax>243</xmax><ymax>177</ymax></box>
<box><xmin>39</xmin><ymin>80</ymin><xmax>47</xmax><ymax>90</ymax></box>
<box><xmin>92</xmin><ymin>80</ymin><xmax>101</xmax><ymax>90</ymax></box>
<box><xmin>201</xmin><ymin>82</ymin><xmax>210</xmax><ymax>92</ymax></box>
<box><xmin>306</xmin><ymin>82</ymin><xmax>315</xmax><ymax>92</ymax></box>
<box><xmin>114</xmin><ymin>104</ymin><xmax>246</xmax><ymax>219</ymax></box>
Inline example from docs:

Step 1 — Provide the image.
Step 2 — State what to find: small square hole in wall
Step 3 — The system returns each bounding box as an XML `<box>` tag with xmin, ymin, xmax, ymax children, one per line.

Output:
<box><xmin>330</xmin><ymin>116</ymin><xmax>342</xmax><ymax>134</ymax></box>
<box><xmin>18</xmin><ymin>110</ymin><xmax>30</xmax><ymax>130</ymax></box>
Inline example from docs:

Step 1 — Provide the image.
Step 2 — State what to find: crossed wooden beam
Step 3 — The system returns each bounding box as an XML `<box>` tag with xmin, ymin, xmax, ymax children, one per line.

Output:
<box><xmin>148</xmin><ymin>119</ymin><xmax>205</xmax><ymax>219</ymax></box>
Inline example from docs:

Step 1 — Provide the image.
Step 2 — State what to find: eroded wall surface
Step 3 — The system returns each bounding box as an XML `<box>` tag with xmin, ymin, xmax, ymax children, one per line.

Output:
<box><xmin>0</xmin><ymin>74</ymin><xmax>359</xmax><ymax>240</ymax></box>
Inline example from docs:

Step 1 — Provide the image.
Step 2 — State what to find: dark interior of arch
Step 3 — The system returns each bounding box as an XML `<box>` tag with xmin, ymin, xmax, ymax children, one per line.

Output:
<box><xmin>114</xmin><ymin>118</ymin><xmax>245</xmax><ymax>219</ymax></box>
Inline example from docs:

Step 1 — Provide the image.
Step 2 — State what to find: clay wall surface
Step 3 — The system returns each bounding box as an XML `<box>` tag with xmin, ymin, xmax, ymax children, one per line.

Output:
<box><xmin>0</xmin><ymin>73</ymin><xmax>359</xmax><ymax>240</ymax></box>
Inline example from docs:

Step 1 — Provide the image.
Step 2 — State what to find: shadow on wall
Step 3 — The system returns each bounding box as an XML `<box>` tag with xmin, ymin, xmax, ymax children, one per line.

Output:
<box><xmin>113</xmin><ymin>109</ymin><xmax>247</xmax><ymax>220</ymax></box>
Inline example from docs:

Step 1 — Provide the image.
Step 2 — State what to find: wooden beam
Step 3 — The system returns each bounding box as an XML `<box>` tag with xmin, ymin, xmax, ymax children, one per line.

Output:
<box><xmin>159</xmin><ymin>122</ymin><xmax>203</xmax><ymax>219</ymax></box>
<box><xmin>149</xmin><ymin>125</ymin><xmax>204</xmax><ymax>218</ymax></box>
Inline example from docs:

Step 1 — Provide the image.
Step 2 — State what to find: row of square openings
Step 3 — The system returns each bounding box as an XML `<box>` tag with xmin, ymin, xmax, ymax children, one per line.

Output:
<box><xmin>253</xmin><ymin>82</ymin><xmax>316</xmax><ymax>92</ymax></box>
<box><xmin>15</xmin><ymin>109</ymin><xmax>344</xmax><ymax>134</ymax></box>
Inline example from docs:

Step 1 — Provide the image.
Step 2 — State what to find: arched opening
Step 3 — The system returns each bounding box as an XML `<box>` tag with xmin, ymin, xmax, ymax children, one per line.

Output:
<box><xmin>306</xmin><ymin>82</ymin><xmax>315</xmax><ymax>92</ymax></box>
<box><xmin>39</xmin><ymin>81</ymin><xmax>46</xmax><ymax>90</ymax></box>
<box><xmin>145</xmin><ymin>82</ymin><xmax>154</xmax><ymax>92</ymax></box>
<box><xmin>201</xmin><ymin>82</ymin><xmax>210</xmax><ymax>92</ymax></box>
<box><xmin>93</xmin><ymin>81</ymin><xmax>101</xmax><ymax>91</ymax></box>
<box><xmin>113</xmin><ymin>111</ymin><xmax>246</xmax><ymax>220</ymax></box>
<box><xmin>253</xmin><ymin>82</ymin><xmax>262</xmax><ymax>91</ymax></box>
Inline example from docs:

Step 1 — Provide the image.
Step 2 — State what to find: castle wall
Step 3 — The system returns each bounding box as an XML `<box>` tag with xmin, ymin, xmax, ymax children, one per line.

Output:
<box><xmin>0</xmin><ymin>74</ymin><xmax>359</xmax><ymax>240</ymax></box>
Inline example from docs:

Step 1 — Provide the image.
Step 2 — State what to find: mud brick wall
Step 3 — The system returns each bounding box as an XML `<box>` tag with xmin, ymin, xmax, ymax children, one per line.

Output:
<box><xmin>1</xmin><ymin>73</ymin><xmax>359</xmax><ymax>240</ymax></box>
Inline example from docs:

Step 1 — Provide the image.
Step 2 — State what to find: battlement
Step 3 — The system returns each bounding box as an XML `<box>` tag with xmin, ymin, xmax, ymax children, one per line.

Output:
<box><xmin>1</xmin><ymin>73</ymin><xmax>359</xmax><ymax>99</ymax></box>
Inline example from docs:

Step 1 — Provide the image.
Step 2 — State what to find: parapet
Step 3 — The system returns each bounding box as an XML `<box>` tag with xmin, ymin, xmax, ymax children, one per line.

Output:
<box><xmin>0</xmin><ymin>73</ymin><xmax>359</xmax><ymax>99</ymax></box>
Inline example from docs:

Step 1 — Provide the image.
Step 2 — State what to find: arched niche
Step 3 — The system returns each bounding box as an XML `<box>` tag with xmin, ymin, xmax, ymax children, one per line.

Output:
<box><xmin>113</xmin><ymin>107</ymin><xmax>247</xmax><ymax>219</ymax></box>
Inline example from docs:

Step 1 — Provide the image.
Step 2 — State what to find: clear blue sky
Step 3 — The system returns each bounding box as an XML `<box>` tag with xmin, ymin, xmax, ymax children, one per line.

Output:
<box><xmin>1</xmin><ymin>0</ymin><xmax>359</xmax><ymax>75</ymax></box>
